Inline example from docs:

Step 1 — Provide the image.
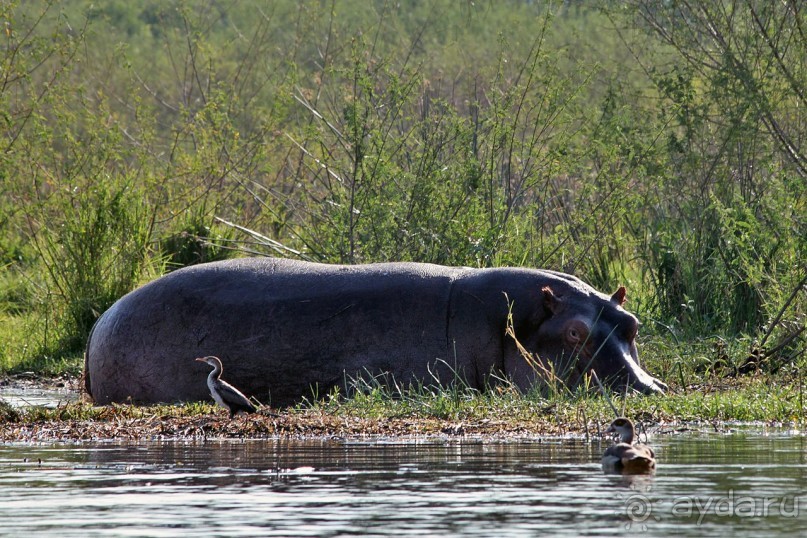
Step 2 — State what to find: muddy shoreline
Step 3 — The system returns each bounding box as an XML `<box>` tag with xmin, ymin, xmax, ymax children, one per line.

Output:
<box><xmin>0</xmin><ymin>409</ymin><xmax>586</xmax><ymax>443</ymax></box>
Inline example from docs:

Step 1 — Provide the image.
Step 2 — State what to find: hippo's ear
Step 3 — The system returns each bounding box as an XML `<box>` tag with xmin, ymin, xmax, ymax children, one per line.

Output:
<box><xmin>542</xmin><ymin>286</ymin><xmax>558</xmax><ymax>315</ymax></box>
<box><xmin>611</xmin><ymin>286</ymin><xmax>627</xmax><ymax>306</ymax></box>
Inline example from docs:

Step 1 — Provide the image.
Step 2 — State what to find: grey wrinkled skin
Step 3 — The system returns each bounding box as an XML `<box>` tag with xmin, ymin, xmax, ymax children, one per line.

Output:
<box><xmin>85</xmin><ymin>258</ymin><xmax>666</xmax><ymax>407</ymax></box>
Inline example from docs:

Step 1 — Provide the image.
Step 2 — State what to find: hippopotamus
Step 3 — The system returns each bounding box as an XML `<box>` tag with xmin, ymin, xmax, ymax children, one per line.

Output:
<box><xmin>84</xmin><ymin>257</ymin><xmax>665</xmax><ymax>406</ymax></box>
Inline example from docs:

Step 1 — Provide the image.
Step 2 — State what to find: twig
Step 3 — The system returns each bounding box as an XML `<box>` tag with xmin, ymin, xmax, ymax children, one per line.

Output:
<box><xmin>759</xmin><ymin>273</ymin><xmax>807</xmax><ymax>349</ymax></box>
<box><xmin>214</xmin><ymin>217</ymin><xmax>311</xmax><ymax>260</ymax></box>
<box><xmin>590</xmin><ymin>371</ymin><xmax>619</xmax><ymax>418</ymax></box>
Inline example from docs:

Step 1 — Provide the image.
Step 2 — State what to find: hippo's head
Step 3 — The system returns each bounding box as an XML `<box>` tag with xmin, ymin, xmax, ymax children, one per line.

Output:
<box><xmin>505</xmin><ymin>283</ymin><xmax>666</xmax><ymax>395</ymax></box>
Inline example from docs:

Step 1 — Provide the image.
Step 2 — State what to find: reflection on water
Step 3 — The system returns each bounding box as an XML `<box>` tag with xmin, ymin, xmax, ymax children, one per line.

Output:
<box><xmin>1</xmin><ymin>431</ymin><xmax>806</xmax><ymax>536</ymax></box>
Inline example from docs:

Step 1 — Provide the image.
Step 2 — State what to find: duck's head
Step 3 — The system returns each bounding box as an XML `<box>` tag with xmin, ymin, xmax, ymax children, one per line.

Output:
<box><xmin>605</xmin><ymin>417</ymin><xmax>637</xmax><ymax>444</ymax></box>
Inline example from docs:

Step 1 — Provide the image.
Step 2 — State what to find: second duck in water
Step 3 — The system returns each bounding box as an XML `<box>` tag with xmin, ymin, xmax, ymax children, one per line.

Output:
<box><xmin>602</xmin><ymin>417</ymin><xmax>656</xmax><ymax>474</ymax></box>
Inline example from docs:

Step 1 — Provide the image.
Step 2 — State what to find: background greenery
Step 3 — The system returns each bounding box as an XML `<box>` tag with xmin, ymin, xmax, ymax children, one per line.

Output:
<box><xmin>0</xmin><ymin>1</ymin><xmax>804</xmax><ymax>392</ymax></box>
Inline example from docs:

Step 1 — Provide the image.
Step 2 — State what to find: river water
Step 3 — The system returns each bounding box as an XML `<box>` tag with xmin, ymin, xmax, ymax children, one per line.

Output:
<box><xmin>1</xmin><ymin>378</ymin><xmax>78</xmax><ymax>409</ymax></box>
<box><xmin>1</xmin><ymin>428</ymin><xmax>806</xmax><ymax>536</ymax></box>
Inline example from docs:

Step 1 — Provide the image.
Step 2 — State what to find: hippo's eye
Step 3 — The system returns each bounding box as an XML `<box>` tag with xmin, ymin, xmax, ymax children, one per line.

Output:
<box><xmin>565</xmin><ymin>321</ymin><xmax>589</xmax><ymax>345</ymax></box>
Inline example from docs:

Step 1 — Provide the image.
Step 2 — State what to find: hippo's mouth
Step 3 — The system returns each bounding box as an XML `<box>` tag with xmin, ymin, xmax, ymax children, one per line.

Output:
<box><xmin>623</xmin><ymin>354</ymin><xmax>667</xmax><ymax>394</ymax></box>
<box><xmin>583</xmin><ymin>361</ymin><xmax>666</xmax><ymax>395</ymax></box>
<box><xmin>631</xmin><ymin>371</ymin><xmax>667</xmax><ymax>394</ymax></box>
<box><xmin>604</xmin><ymin>365</ymin><xmax>667</xmax><ymax>394</ymax></box>
<box><xmin>538</xmin><ymin>358</ymin><xmax>666</xmax><ymax>395</ymax></box>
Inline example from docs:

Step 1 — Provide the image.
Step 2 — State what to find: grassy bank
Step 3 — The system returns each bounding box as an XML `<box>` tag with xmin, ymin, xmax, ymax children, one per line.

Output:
<box><xmin>1</xmin><ymin>373</ymin><xmax>802</xmax><ymax>443</ymax></box>
<box><xmin>4</xmin><ymin>338</ymin><xmax>807</xmax><ymax>443</ymax></box>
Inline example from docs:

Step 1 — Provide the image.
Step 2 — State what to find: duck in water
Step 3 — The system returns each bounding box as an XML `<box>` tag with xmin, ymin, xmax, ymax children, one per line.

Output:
<box><xmin>196</xmin><ymin>356</ymin><xmax>257</xmax><ymax>418</ymax></box>
<box><xmin>602</xmin><ymin>417</ymin><xmax>656</xmax><ymax>474</ymax></box>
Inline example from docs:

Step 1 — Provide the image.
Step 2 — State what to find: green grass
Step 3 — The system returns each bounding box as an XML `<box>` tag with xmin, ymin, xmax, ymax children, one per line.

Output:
<box><xmin>645</xmin><ymin>380</ymin><xmax>804</xmax><ymax>423</ymax></box>
<box><xmin>2</xmin><ymin>335</ymin><xmax>804</xmax><ymax>433</ymax></box>
<box><xmin>0</xmin><ymin>312</ymin><xmax>84</xmax><ymax>376</ymax></box>
<box><xmin>5</xmin><ymin>374</ymin><xmax>803</xmax><ymax>428</ymax></box>
<box><xmin>299</xmin><ymin>352</ymin><xmax>807</xmax><ymax>425</ymax></box>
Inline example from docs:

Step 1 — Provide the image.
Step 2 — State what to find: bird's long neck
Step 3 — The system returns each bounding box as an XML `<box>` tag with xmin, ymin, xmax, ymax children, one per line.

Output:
<box><xmin>208</xmin><ymin>362</ymin><xmax>222</xmax><ymax>382</ymax></box>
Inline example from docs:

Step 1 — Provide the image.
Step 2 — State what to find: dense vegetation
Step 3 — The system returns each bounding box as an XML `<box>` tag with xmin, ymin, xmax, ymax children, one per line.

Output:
<box><xmin>0</xmin><ymin>1</ymin><xmax>804</xmax><ymax>400</ymax></box>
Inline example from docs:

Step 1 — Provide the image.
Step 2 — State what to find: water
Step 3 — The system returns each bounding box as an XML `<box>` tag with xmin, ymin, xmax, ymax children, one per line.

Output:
<box><xmin>1</xmin><ymin>431</ymin><xmax>806</xmax><ymax>536</ymax></box>
<box><xmin>0</xmin><ymin>378</ymin><xmax>78</xmax><ymax>409</ymax></box>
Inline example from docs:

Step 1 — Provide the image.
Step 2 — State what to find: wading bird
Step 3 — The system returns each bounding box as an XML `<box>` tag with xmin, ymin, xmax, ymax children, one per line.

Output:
<box><xmin>196</xmin><ymin>356</ymin><xmax>257</xmax><ymax>418</ymax></box>
<box><xmin>602</xmin><ymin>417</ymin><xmax>656</xmax><ymax>474</ymax></box>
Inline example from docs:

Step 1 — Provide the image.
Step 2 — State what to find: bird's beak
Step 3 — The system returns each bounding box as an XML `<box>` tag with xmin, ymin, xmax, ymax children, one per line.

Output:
<box><xmin>195</xmin><ymin>358</ymin><xmax>206</xmax><ymax>362</ymax></box>
<box><xmin>605</xmin><ymin>425</ymin><xmax>615</xmax><ymax>434</ymax></box>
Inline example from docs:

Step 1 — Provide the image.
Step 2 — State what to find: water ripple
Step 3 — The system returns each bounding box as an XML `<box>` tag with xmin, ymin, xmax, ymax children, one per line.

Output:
<box><xmin>1</xmin><ymin>434</ymin><xmax>805</xmax><ymax>536</ymax></box>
